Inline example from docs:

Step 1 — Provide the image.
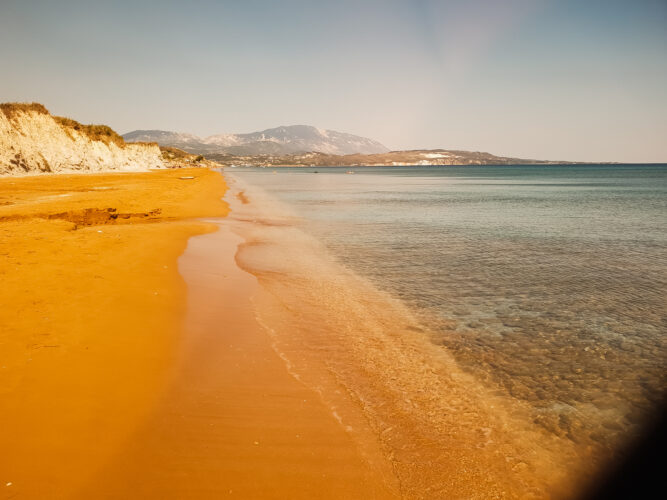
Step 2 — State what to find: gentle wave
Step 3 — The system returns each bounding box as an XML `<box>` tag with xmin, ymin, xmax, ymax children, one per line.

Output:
<box><xmin>229</xmin><ymin>165</ymin><xmax>667</xmax><ymax>465</ymax></box>
<box><xmin>223</xmin><ymin>172</ymin><xmax>601</xmax><ymax>498</ymax></box>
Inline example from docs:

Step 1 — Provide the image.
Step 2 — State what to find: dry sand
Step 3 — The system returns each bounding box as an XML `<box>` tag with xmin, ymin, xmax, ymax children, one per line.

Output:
<box><xmin>0</xmin><ymin>168</ymin><xmax>227</xmax><ymax>497</ymax></box>
<box><xmin>0</xmin><ymin>168</ymin><xmax>397</xmax><ymax>498</ymax></box>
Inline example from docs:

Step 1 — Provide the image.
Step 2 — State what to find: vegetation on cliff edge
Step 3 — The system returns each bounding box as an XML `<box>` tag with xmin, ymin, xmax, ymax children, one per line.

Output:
<box><xmin>53</xmin><ymin>116</ymin><xmax>125</xmax><ymax>147</ymax></box>
<box><xmin>0</xmin><ymin>102</ymin><xmax>49</xmax><ymax>120</ymax></box>
<box><xmin>1</xmin><ymin>102</ymin><xmax>130</xmax><ymax>148</ymax></box>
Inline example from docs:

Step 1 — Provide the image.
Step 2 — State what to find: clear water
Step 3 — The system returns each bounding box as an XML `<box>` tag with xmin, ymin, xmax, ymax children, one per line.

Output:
<box><xmin>231</xmin><ymin>165</ymin><xmax>667</xmax><ymax>456</ymax></box>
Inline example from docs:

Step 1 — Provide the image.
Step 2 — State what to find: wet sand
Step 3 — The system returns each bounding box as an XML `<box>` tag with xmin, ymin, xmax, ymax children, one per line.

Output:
<box><xmin>86</xmin><ymin>222</ymin><xmax>397</xmax><ymax>498</ymax></box>
<box><xmin>224</xmin><ymin>174</ymin><xmax>592</xmax><ymax>499</ymax></box>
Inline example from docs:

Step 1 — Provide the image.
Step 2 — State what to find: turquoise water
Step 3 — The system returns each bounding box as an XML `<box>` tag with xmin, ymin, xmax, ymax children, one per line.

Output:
<box><xmin>231</xmin><ymin>164</ymin><xmax>667</xmax><ymax>455</ymax></box>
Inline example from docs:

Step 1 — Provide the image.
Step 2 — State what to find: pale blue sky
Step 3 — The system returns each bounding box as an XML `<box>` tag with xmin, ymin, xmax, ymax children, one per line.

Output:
<box><xmin>1</xmin><ymin>0</ymin><xmax>665</xmax><ymax>162</ymax></box>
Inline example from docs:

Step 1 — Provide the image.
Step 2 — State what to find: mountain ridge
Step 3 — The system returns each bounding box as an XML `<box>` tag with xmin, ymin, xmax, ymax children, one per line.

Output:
<box><xmin>123</xmin><ymin>125</ymin><xmax>390</xmax><ymax>156</ymax></box>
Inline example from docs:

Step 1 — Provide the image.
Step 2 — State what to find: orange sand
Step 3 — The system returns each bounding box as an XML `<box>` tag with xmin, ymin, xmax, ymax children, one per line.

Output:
<box><xmin>84</xmin><ymin>224</ymin><xmax>397</xmax><ymax>498</ymax></box>
<box><xmin>0</xmin><ymin>168</ymin><xmax>227</xmax><ymax>497</ymax></box>
<box><xmin>0</xmin><ymin>168</ymin><xmax>397</xmax><ymax>498</ymax></box>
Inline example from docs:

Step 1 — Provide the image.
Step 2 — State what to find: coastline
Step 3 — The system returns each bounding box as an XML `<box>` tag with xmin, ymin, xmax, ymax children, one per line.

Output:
<box><xmin>0</xmin><ymin>167</ymin><xmax>398</xmax><ymax>498</ymax></box>
<box><xmin>1</xmin><ymin>166</ymin><xmax>596</xmax><ymax>498</ymax></box>
<box><xmin>223</xmin><ymin>172</ymin><xmax>594</xmax><ymax>498</ymax></box>
<box><xmin>84</xmin><ymin>217</ymin><xmax>398</xmax><ymax>498</ymax></box>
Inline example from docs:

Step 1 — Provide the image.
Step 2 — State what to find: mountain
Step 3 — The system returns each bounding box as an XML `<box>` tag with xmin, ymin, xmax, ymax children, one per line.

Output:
<box><xmin>123</xmin><ymin>125</ymin><xmax>390</xmax><ymax>156</ymax></box>
<box><xmin>121</xmin><ymin>130</ymin><xmax>208</xmax><ymax>152</ymax></box>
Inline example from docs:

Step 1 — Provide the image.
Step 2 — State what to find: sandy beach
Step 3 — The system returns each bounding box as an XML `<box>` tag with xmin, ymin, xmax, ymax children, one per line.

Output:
<box><xmin>0</xmin><ymin>168</ymin><xmax>228</xmax><ymax>497</ymax></box>
<box><xmin>3</xmin><ymin>1</ymin><xmax>665</xmax><ymax>496</ymax></box>
<box><xmin>83</xmin><ymin>222</ymin><xmax>397</xmax><ymax>498</ymax></box>
<box><xmin>0</xmin><ymin>166</ymin><xmax>593</xmax><ymax>499</ymax></box>
<box><xmin>0</xmin><ymin>168</ymin><xmax>398</xmax><ymax>498</ymax></box>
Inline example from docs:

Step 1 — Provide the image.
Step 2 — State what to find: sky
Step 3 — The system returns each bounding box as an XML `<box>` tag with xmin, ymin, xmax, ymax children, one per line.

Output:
<box><xmin>1</xmin><ymin>0</ymin><xmax>666</xmax><ymax>162</ymax></box>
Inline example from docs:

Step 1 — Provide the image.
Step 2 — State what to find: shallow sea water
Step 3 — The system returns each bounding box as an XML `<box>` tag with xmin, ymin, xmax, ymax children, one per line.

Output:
<box><xmin>230</xmin><ymin>165</ymin><xmax>666</xmax><ymax>457</ymax></box>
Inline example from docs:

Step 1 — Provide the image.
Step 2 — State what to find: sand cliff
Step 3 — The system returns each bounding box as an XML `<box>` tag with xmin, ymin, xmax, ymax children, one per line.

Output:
<box><xmin>0</xmin><ymin>103</ymin><xmax>165</xmax><ymax>176</ymax></box>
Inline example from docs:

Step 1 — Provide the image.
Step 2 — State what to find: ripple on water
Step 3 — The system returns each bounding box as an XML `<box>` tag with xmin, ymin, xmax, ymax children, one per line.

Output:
<box><xmin>230</xmin><ymin>165</ymin><xmax>667</xmax><ymax>489</ymax></box>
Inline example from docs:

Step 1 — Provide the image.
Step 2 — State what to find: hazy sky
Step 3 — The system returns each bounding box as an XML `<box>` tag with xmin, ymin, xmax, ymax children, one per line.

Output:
<box><xmin>1</xmin><ymin>0</ymin><xmax>666</xmax><ymax>162</ymax></box>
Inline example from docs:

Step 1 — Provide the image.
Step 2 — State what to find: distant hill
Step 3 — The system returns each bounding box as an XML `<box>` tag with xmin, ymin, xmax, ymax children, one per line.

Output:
<box><xmin>203</xmin><ymin>149</ymin><xmax>580</xmax><ymax>167</ymax></box>
<box><xmin>123</xmin><ymin>125</ymin><xmax>390</xmax><ymax>156</ymax></box>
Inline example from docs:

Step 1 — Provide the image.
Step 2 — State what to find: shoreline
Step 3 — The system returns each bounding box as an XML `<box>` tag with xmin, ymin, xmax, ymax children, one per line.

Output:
<box><xmin>83</xmin><ymin>213</ymin><xmax>398</xmax><ymax>498</ymax></box>
<box><xmin>0</xmin><ymin>167</ymin><xmax>398</xmax><ymax>498</ymax></box>
<box><xmin>1</xmin><ymin>166</ymin><xmax>594</xmax><ymax>498</ymax></box>
<box><xmin>223</xmin><ymin>172</ymin><xmax>594</xmax><ymax>498</ymax></box>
